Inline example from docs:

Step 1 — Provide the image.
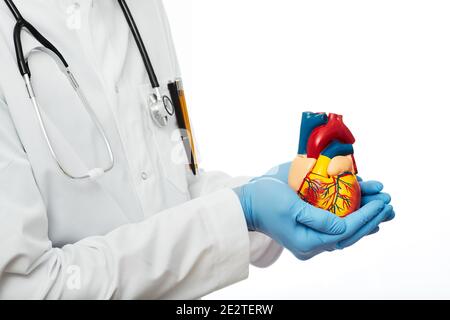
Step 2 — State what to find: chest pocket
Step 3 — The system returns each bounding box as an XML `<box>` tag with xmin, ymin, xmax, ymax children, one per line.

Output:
<box><xmin>139</xmin><ymin>83</ymin><xmax>190</xmax><ymax>198</ymax></box>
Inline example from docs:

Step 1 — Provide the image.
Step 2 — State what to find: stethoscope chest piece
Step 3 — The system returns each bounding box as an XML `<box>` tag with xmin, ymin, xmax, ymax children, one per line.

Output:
<box><xmin>147</xmin><ymin>90</ymin><xmax>174</xmax><ymax>128</ymax></box>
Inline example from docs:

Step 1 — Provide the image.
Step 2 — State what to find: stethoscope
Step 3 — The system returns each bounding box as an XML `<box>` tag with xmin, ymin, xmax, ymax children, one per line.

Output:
<box><xmin>4</xmin><ymin>0</ymin><xmax>178</xmax><ymax>179</ymax></box>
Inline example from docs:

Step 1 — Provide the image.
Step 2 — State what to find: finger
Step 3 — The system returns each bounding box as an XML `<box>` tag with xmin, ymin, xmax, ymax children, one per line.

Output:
<box><xmin>369</xmin><ymin>226</ymin><xmax>380</xmax><ymax>235</ymax></box>
<box><xmin>372</xmin><ymin>209</ymin><xmax>394</xmax><ymax>229</ymax></box>
<box><xmin>384</xmin><ymin>209</ymin><xmax>395</xmax><ymax>222</ymax></box>
<box><xmin>338</xmin><ymin>206</ymin><xmax>392</xmax><ymax>249</ymax></box>
<box><xmin>315</xmin><ymin>200</ymin><xmax>385</xmax><ymax>244</ymax></box>
<box><xmin>337</xmin><ymin>205</ymin><xmax>393</xmax><ymax>249</ymax></box>
<box><xmin>361</xmin><ymin>193</ymin><xmax>391</xmax><ymax>206</ymax></box>
<box><xmin>343</xmin><ymin>200</ymin><xmax>386</xmax><ymax>234</ymax></box>
<box><xmin>295</xmin><ymin>203</ymin><xmax>346</xmax><ymax>235</ymax></box>
<box><xmin>359</xmin><ymin>181</ymin><xmax>384</xmax><ymax>196</ymax></box>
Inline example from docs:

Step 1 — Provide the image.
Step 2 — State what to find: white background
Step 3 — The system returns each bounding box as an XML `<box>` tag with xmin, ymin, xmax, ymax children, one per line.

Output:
<box><xmin>164</xmin><ymin>0</ymin><xmax>450</xmax><ymax>299</ymax></box>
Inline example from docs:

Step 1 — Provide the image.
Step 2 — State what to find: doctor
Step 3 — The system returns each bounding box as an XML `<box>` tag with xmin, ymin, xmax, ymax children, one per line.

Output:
<box><xmin>0</xmin><ymin>0</ymin><xmax>394</xmax><ymax>299</ymax></box>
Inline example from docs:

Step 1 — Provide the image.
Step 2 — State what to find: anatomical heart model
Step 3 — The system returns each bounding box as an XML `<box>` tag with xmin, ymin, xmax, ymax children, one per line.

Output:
<box><xmin>288</xmin><ymin>112</ymin><xmax>361</xmax><ymax>217</ymax></box>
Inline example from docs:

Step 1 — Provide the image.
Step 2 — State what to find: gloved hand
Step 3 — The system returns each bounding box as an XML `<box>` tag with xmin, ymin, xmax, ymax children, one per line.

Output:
<box><xmin>234</xmin><ymin>176</ymin><xmax>394</xmax><ymax>260</ymax></box>
<box><xmin>263</xmin><ymin>162</ymin><xmax>394</xmax><ymax>243</ymax></box>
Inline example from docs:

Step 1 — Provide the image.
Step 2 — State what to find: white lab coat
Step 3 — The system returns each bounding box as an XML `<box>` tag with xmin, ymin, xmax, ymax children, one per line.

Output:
<box><xmin>0</xmin><ymin>0</ymin><xmax>282</xmax><ymax>299</ymax></box>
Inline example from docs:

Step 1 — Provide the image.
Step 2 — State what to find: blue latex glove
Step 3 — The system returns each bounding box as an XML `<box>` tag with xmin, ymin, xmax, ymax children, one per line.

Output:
<box><xmin>234</xmin><ymin>177</ymin><xmax>394</xmax><ymax>260</ymax></box>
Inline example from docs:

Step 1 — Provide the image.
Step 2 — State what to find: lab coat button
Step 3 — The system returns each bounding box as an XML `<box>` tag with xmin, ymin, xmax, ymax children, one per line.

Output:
<box><xmin>141</xmin><ymin>172</ymin><xmax>149</xmax><ymax>180</ymax></box>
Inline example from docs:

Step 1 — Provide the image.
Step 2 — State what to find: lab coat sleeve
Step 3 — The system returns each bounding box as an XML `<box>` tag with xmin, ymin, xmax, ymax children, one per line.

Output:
<box><xmin>188</xmin><ymin>171</ymin><xmax>284</xmax><ymax>268</ymax></box>
<box><xmin>0</xmin><ymin>99</ymin><xmax>250</xmax><ymax>299</ymax></box>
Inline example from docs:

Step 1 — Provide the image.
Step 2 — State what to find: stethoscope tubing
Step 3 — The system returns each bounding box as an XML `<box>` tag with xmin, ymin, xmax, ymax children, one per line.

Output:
<box><xmin>5</xmin><ymin>0</ymin><xmax>68</xmax><ymax>76</ymax></box>
<box><xmin>6</xmin><ymin>0</ymin><xmax>161</xmax><ymax>91</ymax></box>
<box><xmin>117</xmin><ymin>0</ymin><xmax>160</xmax><ymax>89</ymax></box>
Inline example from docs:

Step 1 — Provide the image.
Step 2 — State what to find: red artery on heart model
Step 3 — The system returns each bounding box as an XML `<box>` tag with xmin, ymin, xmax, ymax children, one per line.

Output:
<box><xmin>288</xmin><ymin>112</ymin><xmax>361</xmax><ymax>217</ymax></box>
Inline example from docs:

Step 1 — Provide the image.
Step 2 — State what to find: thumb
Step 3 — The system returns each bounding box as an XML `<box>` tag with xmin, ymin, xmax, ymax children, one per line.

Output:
<box><xmin>294</xmin><ymin>201</ymin><xmax>346</xmax><ymax>235</ymax></box>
